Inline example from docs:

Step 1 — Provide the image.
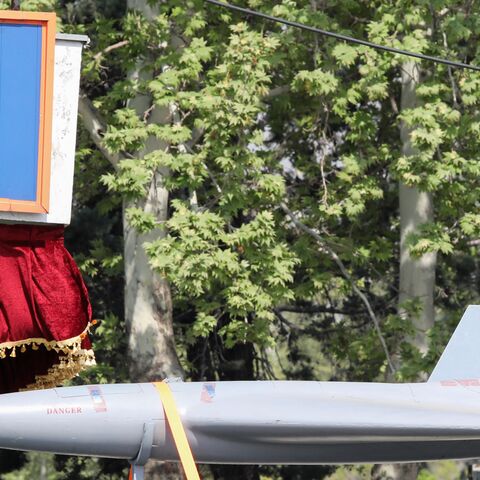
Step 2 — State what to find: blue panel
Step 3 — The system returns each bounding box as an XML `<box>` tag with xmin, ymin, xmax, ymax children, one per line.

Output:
<box><xmin>0</xmin><ymin>23</ymin><xmax>42</xmax><ymax>202</ymax></box>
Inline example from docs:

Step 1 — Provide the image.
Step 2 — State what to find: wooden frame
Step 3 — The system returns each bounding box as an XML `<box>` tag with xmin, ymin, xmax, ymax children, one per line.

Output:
<box><xmin>0</xmin><ymin>11</ymin><xmax>56</xmax><ymax>214</ymax></box>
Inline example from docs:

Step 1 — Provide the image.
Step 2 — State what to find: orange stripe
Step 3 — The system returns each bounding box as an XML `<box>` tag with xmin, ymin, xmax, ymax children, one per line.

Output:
<box><xmin>154</xmin><ymin>382</ymin><xmax>201</xmax><ymax>480</ymax></box>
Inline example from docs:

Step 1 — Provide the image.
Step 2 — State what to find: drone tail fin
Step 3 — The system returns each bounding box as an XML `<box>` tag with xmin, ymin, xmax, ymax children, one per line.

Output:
<box><xmin>428</xmin><ymin>305</ymin><xmax>480</xmax><ymax>383</ymax></box>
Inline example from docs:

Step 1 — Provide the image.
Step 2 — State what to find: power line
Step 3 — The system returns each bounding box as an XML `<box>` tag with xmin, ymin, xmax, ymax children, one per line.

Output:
<box><xmin>205</xmin><ymin>0</ymin><xmax>480</xmax><ymax>72</ymax></box>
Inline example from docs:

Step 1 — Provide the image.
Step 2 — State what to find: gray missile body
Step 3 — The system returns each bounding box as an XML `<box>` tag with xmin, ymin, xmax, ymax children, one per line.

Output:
<box><xmin>1</xmin><ymin>306</ymin><xmax>480</xmax><ymax>467</ymax></box>
<box><xmin>1</xmin><ymin>380</ymin><xmax>480</xmax><ymax>465</ymax></box>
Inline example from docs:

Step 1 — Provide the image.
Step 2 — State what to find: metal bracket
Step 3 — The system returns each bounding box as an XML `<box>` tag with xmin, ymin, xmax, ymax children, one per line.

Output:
<box><xmin>164</xmin><ymin>376</ymin><xmax>183</xmax><ymax>383</ymax></box>
<box><xmin>129</xmin><ymin>422</ymin><xmax>155</xmax><ymax>480</ymax></box>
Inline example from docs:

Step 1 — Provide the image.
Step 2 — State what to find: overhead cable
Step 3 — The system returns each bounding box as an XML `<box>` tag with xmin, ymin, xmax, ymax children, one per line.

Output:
<box><xmin>205</xmin><ymin>0</ymin><xmax>480</xmax><ymax>72</ymax></box>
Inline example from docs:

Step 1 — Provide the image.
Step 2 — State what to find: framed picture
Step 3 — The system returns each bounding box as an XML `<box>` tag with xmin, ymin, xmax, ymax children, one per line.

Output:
<box><xmin>0</xmin><ymin>11</ymin><xmax>56</xmax><ymax>213</ymax></box>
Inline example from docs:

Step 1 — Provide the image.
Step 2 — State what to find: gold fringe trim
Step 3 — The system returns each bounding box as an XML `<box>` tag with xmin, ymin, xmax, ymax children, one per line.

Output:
<box><xmin>20</xmin><ymin>349</ymin><xmax>96</xmax><ymax>392</ymax></box>
<box><xmin>0</xmin><ymin>320</ymin><xmax>97</xmax><ymax>358</ymax></box>
<box><xmin>0</xmin><ymin>322</ymin><xmax>97</xmax><ymax>391</ymax></box>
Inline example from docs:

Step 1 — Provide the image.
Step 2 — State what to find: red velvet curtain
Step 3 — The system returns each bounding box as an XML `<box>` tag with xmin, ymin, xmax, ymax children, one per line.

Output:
<box><xmin>0</xmin><ymin>224</ymin><xmax>94</xmax><ymax>393</ymax></box>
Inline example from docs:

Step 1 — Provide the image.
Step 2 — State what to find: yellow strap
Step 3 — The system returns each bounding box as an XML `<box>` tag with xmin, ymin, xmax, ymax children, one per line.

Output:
<box><xmin>154</xmin><ymin>382</ymin><xmax>201</xmax><ymax>480</ymax></box>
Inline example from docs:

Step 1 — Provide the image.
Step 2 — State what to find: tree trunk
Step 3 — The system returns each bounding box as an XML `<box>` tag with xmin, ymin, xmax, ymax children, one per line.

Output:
<box><xmin>398</xmin><ymin>61</ymin><xmax>436</xmax><ymax>355</ymax></box>
<box><xmin>123</xmin><ymin>80</ymin><xmax>182</xmax><ymax>382</ymax></box>
<box><xmin>125</xmin><ymin>0</ymin><xmax>180</xmax><ymax>369</ymax></box>
<box><xmin>123</xmin><ymin>195</ymin><xmax>182</xmax><ymax>382</ymax></box>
